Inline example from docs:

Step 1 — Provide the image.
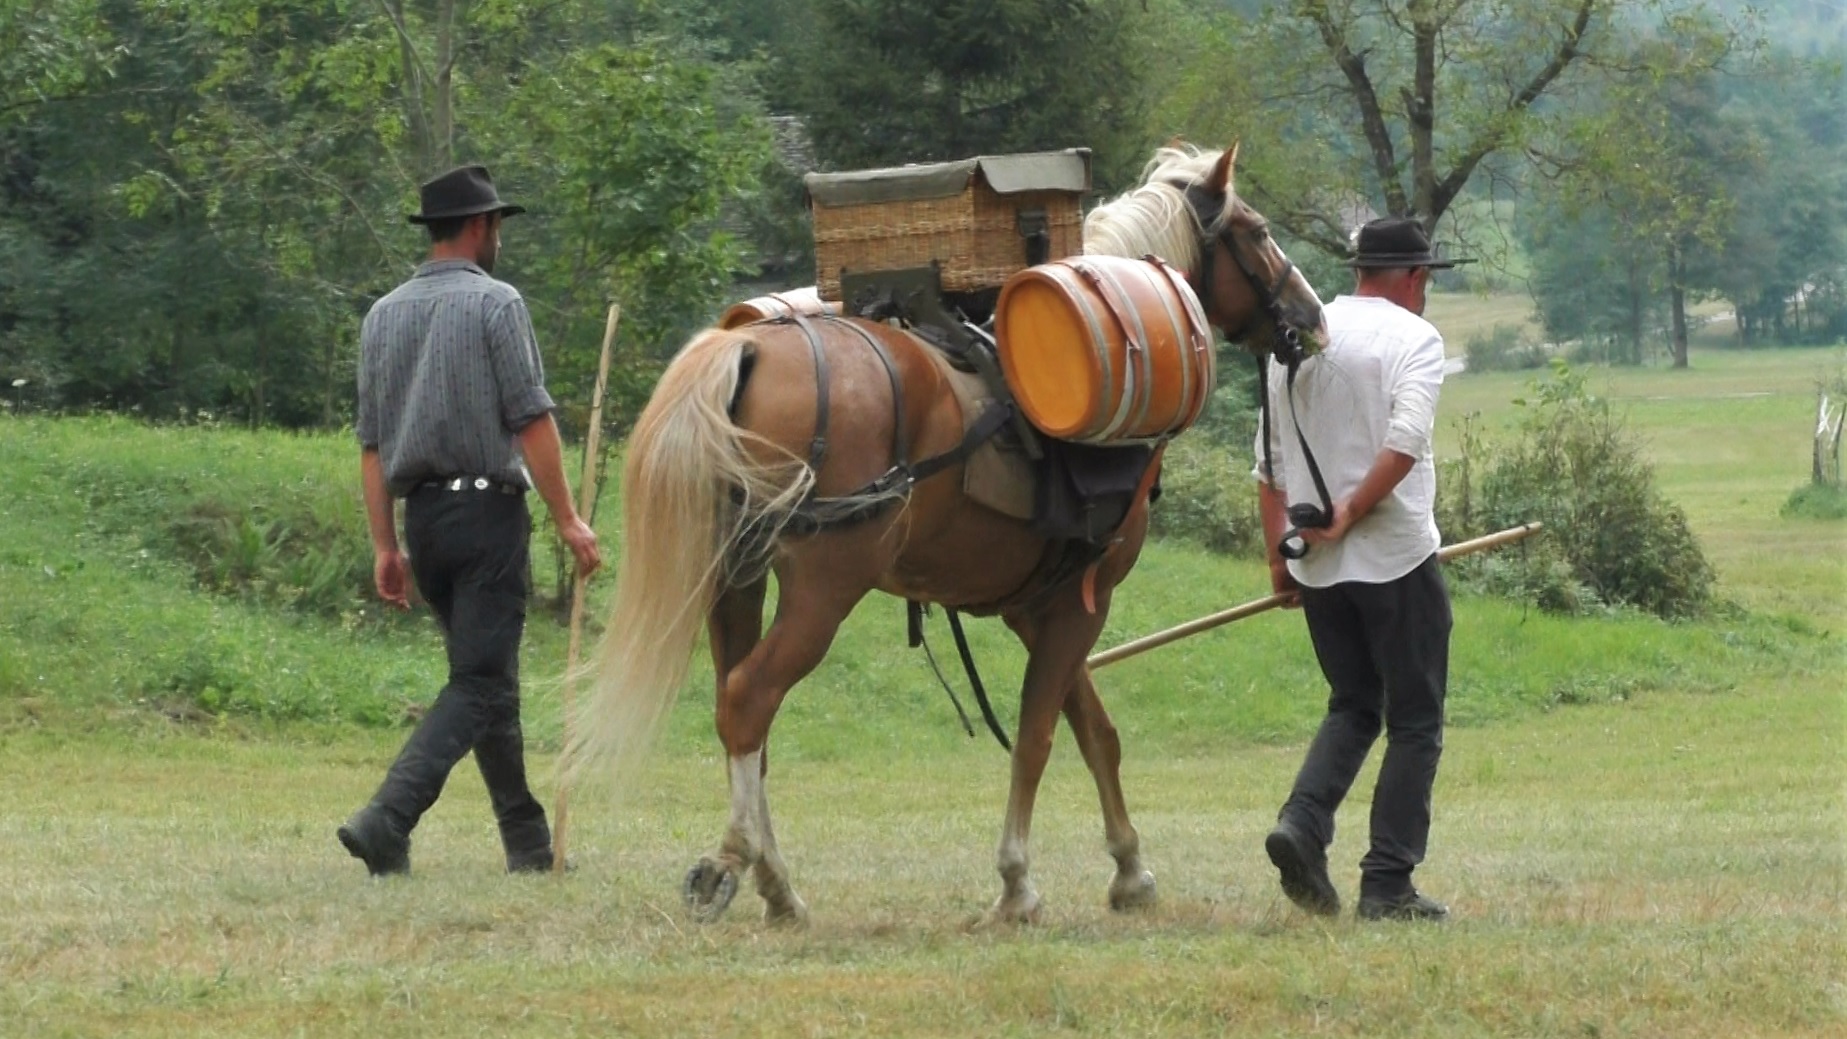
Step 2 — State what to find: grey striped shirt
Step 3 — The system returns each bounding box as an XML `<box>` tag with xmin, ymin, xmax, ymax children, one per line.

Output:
<box><xmin>356</xmin><ymin>259</ymin><xmax>556</xmax><ymax>497</ymax></box>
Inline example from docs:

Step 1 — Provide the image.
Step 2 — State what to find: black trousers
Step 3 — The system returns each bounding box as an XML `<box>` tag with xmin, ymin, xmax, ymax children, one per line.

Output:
<box><xmin>371</xmin><ymin>487</ymin><xmax>550</xmax><ymax>857</ymax></box>
<box><xmin>1280</xmin><ymin>553</ymin><xmax>1451</xmax><ymax>899</ymax></box>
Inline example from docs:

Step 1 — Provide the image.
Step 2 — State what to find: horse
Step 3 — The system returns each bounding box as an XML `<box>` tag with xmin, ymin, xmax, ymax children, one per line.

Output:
<box><xmin>568</xmin><ymin>143</ymin><xmax>1328</xmax><ymax>926</ymax></box>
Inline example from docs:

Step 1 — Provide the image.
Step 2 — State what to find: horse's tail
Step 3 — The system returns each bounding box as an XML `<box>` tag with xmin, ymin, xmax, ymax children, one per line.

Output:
<box><xmin>565</xmin><ymin>327</ymin><xmax>814</xmax><ymax>792</ymax></box>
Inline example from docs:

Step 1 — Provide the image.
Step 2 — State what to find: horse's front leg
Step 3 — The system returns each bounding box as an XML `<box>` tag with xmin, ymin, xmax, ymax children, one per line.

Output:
<box><xmin>984</xmin><ymin>600</ymin><xmax>1109</xmax><ymax>925</ymax></box>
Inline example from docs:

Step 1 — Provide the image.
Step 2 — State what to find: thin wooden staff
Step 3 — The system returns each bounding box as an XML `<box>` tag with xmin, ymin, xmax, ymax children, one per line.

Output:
<box><xmin>552</xmin><ymin>302</ymin><xmax>619</xmax><ymax>875</ymax></box>
<box><xmin>1087</xmin><ymin>522</ymin><xmax>1544</xmax><ymax>671</ymax></box>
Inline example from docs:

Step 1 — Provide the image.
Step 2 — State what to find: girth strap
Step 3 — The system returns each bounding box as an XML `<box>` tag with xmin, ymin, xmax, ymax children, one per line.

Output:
<box><xmin>824</xmin><ymin>316</ymin><xmax>910</xmax><ymax>470</ymax></box>
<box><xmin>787</xmin><ymin>314</ymin><xmax>830</xmax><ymax>471</ymax></box>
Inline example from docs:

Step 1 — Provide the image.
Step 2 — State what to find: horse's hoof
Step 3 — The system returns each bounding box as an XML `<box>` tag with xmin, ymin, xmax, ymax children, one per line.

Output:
<box><xmin>763</xmin><ymin>893</ymin><xmax>810</xmax><ymax>928</ymax></box>
<box><xmin>981</xmin><ymin>889</ymin><xmax>1043</xmax><ymax>927</ymax></box>
<box><xmin>1109</xmin><ymin>870</ymin><xmax>1158</xmax><ymax>912</ymax></box>
<box><xmin>682</xmin><ymin>858</ymin><xmax>739</xmax><ymax>923</ymax></box>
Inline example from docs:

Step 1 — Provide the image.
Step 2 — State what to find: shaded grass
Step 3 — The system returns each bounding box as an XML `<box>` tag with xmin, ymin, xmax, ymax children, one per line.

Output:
<box><xmin>9</xmin><ymin>413</ymin><xmax>1829</xmax><ymax>745</ymax></box>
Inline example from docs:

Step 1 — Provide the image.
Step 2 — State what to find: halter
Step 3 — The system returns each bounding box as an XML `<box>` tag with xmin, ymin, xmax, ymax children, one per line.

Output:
<box><xmin>1180</xmin><ymin>182</ymin><xmax>1308</xmax><ymax>366</ymax></box>
<box><xmin>1180</xmin><ymin>183</ymin><xmax>1332</xmax><ymax>560</ymax></box>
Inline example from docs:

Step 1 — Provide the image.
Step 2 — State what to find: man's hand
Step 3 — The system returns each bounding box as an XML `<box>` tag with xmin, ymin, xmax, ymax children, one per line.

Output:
<box><xmin>375</xmin><ymin>549</ymin><xmax>412</xmax><ymax>609</ymax></box>
<box><xmin>558</xmin><ymin>515</ymin><xmax>602</xmax><ymax>577</ymax></box>
<box><xmin>1302</xmin><ymin>498</ymin><xmax>1357</xmax><ymax>545</ymax></box>
<box><xmin>1269</xmin><ymin>561</ymin><xmax>1302</xmax><ymax>608</ymax></box>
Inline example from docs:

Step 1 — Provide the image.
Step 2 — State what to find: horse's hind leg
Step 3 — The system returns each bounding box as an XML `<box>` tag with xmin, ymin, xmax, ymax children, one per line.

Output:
<box><xmin>685</xmin><ymin>569</ymin><xmax>866</xmax><ymax>925</ymax></box>
<box><xmin>1063</xmin><ymin>668</ymin><xmax>1157</xmax><ymax>911</ymax></box>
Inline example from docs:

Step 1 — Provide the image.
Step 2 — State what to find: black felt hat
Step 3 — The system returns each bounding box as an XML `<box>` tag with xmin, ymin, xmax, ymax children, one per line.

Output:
<box><xmin>406</xmin><ymin>164</ymin><xmax>526</xmax><ymax>224</ymax></box>
<box><xmin>1345</xmin><ymin>217</ymin><xmax>1473</xmax><ymax>269</ymax></box>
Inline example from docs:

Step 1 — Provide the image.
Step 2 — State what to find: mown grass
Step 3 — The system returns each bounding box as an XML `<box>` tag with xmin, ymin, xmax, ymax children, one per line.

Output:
<box><xmin>1</xmin><ymin>331</ymin><xmax>1842</xmax><ymax>1037</ymax></box>
<box><xmin>2</xmin><ymin>672</ymin><xmax>1837</xmax><ymax>1037</ymax></box>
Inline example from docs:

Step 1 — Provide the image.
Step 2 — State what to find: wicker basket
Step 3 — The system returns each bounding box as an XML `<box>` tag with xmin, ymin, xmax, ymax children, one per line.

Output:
<box><xmin>806</xmin><ymin>149</ymin><xmax>1091</xmax><ymax>301</ymax></box>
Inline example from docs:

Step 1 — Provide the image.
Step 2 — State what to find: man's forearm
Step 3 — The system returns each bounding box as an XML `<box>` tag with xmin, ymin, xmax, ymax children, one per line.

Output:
<box><xmin>1344</xmin><ymin>448</ymin><xmax>1417</xmax><ymax>523</ymax></box>
<box><xmin>360</xmin><ymin>449</ymin><xmax>399</xmax><ymax>554</ymax></box>
<box><xmin>517</xmin><ymin>413</ymin><xmax>580</xmax><ymax>528</ymax></box>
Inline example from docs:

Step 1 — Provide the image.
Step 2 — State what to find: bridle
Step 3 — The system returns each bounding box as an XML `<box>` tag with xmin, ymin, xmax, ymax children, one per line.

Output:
<box><xmin>1181</xmin><ymin>183</ymin><xmax>1309</xmax><ymax>367</ymax></box>
<box><xmin>1181</xmin><ymin>182</ymin><xmax>1332</xmax><ymax>560</ymax></box>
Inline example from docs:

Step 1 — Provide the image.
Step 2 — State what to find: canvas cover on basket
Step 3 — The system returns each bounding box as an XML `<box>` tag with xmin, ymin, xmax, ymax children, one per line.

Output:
<box><xmin>805</xmin><ymin>149</ymin><xmax>1091</xmax><ymax>301</ymax></box>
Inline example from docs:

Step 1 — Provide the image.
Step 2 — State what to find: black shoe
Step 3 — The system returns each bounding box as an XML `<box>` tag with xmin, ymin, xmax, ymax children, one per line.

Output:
<box><xmin>1265</xmin><ymin>822</ymin><xmax>1340</xmax><ymax>916</ymax></box>
<box><xmin>1357</xmin><ymin>890</ymin><xmax>1449</xmax><ymax>922</ymax></box>
<box><xmin>337</xmin><ymin>804</ymin><xmax>411</xmax><ymax>877</ymax></box>
<box><xmin>506</xmin><ymin>848</ymin><xmax>554</xmax><ymax>874</ymax></box>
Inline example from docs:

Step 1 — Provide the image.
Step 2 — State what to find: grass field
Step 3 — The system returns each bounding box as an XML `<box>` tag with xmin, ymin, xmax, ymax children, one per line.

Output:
<box><xmin>1</xmin><ymin>323</ymin><xmax>1842</xmax><ymax>1037</ymax></box>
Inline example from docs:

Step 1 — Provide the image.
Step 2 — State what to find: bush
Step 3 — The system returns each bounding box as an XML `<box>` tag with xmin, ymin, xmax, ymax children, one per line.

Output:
<box><xmin>1439</xmin><ymin>361</ymin><xmax>1714</xmax><ymax>619</ymax></box>
<box><xmin>1149</xmin><ymin>436</ymin><xmax>1263</xmax><ymax>556</ymax></box>
<box><xmin>1781</xmin><ymin>482</ymin><xmax>1847</xmax><ymax>520</ymax></box>
<box><xmin>1463</xmin><ymin>323</ymin><xmax>1548</xmax><ymax>373</ymax></box>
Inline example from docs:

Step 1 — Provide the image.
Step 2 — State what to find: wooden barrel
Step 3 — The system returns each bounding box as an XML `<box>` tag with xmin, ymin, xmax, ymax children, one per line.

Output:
<box><xmin>718</xmin><ymin>287</ymin><xmax>842</xmax><ymax>329</ymax></box>
<box><xmin>994</xmin><ymin>255</ymin><xmax>1214</xmax><ymax>442</ymax></box>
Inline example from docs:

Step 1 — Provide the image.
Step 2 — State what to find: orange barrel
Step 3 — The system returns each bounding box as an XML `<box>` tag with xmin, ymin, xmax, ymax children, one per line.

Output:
<box><xmin>718</xmin><ymin>286</ymin><xmax>842</xmax><ymax>329</ymax></box>
<box><xmin>994</xmin><ymin>255</ymin><xmax>1215</xmax><ymax>442</ymax></box>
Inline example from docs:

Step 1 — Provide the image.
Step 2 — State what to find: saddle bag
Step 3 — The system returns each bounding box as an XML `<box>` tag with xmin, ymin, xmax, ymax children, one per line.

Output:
<box><xmin>1032</xmin><ymin>439</ymin><xmax>1158</xmax><ymax>547</ymax></box>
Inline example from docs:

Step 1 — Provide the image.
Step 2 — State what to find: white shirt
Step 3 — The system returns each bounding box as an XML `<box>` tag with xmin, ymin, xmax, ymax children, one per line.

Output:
<box><xmin>1251</xmin><ymin>294</ymin><xmax>1444</xmax><ymax>587</ymax></box>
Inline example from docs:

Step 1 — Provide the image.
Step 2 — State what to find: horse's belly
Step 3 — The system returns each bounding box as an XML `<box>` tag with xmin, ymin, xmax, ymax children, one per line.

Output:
<box><xmin>877</xmin><ymin>502</ymin><xmax>1044</xmax><ymax>608</ymax></box>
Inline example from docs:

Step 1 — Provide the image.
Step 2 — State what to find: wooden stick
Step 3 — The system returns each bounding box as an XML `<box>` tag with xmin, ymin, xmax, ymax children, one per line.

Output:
<box><xmin>1087</xmin><ymin>522</ymin><xmax>1544</xmax><ymax>671</ymax></box>
<box><xmin>552</xmin><ymin>302</ymin><xmax>620</xmax><ymax>875</ymax></box>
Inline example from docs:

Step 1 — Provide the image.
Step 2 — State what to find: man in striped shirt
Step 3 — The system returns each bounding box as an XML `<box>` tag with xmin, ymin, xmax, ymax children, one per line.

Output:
<box><xmin>339</xmin><ymin>164</ymin><xmax>601</xmax><ymax>877</ymax></box>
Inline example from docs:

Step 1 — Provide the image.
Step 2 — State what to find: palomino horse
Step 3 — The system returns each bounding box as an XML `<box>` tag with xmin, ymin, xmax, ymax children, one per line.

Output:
<box><xmin>570</xmin><ymin>144</ymin><xmax>1327</xmax><ymax>925</ymax></box>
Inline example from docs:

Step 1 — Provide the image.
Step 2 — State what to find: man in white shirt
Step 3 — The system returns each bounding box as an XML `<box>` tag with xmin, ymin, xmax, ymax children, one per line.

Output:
<box><xmin>1252</xmin><ymin>217</ymin><xmax>1465</xmax><ymax>922</ymax></box>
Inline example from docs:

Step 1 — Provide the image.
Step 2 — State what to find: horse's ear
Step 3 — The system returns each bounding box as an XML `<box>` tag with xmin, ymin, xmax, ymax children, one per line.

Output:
<box><xmin>1164</xmin><ymin>135</ymin><xmax>1187</xmax><ymax>151</ymax></box>
<box><xmin>1208</xmin><ymin>141</ymin><xmax>1240</xmax><ymax>194</ymax></box>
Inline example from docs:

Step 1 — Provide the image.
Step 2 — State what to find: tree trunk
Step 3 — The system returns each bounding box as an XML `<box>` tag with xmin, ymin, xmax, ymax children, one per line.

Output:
<box><xmin>386</xmin><ymin>0</ymin><xmax>433</xmax><ymax>172</ymax></box>
<box><xmin>1407</xmin><ymin>0</ymin><xmax>1438</xmax><ymax>224</ymax></box>
<box><xmin>1667</xmin><ymin>242</ymin><xmax>1689</xmax><ymax>369</ymax></box>
<box><xmin>432</xmin><ymin>0</ymin><xmax>462</xmax><ymax>171</ymax></box>
<box><xmin>321</xmin><ymin>331</ymin><xmax>340</xmax><ymax>428</ymax></box>
<box><xmin>1626</xmin><ymin>256</ymin><xmax>1644</xmax><ymax>365</ymax></box>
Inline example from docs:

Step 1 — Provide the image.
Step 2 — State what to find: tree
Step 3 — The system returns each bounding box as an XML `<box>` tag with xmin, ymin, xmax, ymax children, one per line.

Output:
<box><xmin>1518</xmin><ymin>193</ymin><xmax>1661</xmax><ymax>364</ymax></box>
<box><xmin>1537</xmin><ymin>30</ymin><xmax>1743</xmax><ymax>368</ymax></box>
<box><xmin>1708</xmin><ymin>46</ymin><xmax>1847</xmax><ymax>345</ymax></box>
<box><xmin>788</xmin><ymin>0</ymin><xmax>1154</xmax><ymax>188</ymax></box>
<box><xmin>1157</xmin><ymin>0</ymin><xmax>1738</xmax><ymax>258</ymax></box>
<box><xmin>1</xmin><ymin>0</ymin><xmax>774</xmax><ymax>427</ymax></box>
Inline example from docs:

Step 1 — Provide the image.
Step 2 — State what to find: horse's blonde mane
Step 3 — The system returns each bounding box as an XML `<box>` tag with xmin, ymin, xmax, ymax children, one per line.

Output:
<box><xmin>1082</xmin><ymin>145</ymin><xmax>1237</xmax><ymax>268</ymax></box>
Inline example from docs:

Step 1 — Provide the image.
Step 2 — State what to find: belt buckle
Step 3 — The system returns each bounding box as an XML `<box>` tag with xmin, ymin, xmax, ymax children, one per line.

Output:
<box><xmin>473</xmin><ymin>477</ymin><xmax>489</xmax><ymax>491</ymax></box>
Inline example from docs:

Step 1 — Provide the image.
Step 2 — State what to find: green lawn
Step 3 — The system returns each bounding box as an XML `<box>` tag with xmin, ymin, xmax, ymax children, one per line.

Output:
<box><xmin>1</xmin><ymin>335</ymin><xmax>1842</xmax><ymax>1037</ymax></box>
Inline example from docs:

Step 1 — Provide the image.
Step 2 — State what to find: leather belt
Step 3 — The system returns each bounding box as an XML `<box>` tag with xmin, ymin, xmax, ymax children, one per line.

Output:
<box><xmin>416</xmin><ymin>476</ymin><xmax>524</xmax><ymax>495</ymax></box>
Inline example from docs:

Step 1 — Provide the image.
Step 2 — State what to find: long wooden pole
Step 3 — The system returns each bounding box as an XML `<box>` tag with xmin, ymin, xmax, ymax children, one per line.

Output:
<box><xmin>1086</xmin><ymin>522</ymin><xmax>1544</xmax><ymax>671</ymax></box>
<box><xmin>552</xmin><ymin>302</ymin><xmax>619</xmax><ymax>875</ymax></box>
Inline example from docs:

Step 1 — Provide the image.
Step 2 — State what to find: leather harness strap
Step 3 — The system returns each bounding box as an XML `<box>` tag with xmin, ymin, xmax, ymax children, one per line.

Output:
<box><xmin>787</xmin><ymin>313</ymin><xmax>831</xmax><ymax>472</ymax></box>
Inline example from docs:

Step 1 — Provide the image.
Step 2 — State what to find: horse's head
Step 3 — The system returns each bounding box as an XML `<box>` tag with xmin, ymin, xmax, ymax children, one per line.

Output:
<box><xmin>1085</xmin><ymin>143</ymin><xmax>1328</xmax><ymax>365</ymax></box>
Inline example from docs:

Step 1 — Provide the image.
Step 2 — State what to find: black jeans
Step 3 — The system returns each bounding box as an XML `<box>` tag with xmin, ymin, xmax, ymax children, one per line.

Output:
<box><xmin>1280</xmin><ymin>553</ymin><xmax>1451</xmax><ymax>899</ymax></box>
<box><xmin>370</xmin><ymin>487</ymin><xmax>550</xmax><ymax>858</ymax></box>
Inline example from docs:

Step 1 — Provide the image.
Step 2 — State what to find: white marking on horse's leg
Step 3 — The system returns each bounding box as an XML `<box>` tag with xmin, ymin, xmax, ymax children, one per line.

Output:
<box><xmin>718</xmin><ymin>750</ymin><xmax>764</xmax><ymax>873</ymax></box>
<box><xmin>752</xmin><ymin>760</ymin><xmax>808</xmax><ymax>925</ymax></box>
<box><xmin>988</xmin><ymin>787</ymin><xmax>1041</xmax><ymax>925</ymax></box>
